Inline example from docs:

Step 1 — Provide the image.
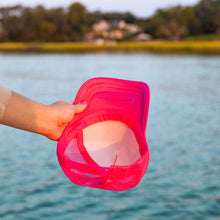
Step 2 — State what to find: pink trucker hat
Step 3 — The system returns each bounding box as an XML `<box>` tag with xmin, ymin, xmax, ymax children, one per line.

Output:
<box><xmin>57</xmin><ymin>77</ymin><xmax>150</xmax><ymax>191</ymax></box>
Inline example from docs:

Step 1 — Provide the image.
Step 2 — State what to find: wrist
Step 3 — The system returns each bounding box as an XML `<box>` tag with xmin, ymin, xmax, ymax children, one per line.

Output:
<box><xmin>36</xmin><ymin>104</ymin><xmax>54</xmax><ymax>138</ymax></box>
<box><xmin>0</xmin><ymin>85</ymin><xmax>12</xmax><ymax>120</ymax></box>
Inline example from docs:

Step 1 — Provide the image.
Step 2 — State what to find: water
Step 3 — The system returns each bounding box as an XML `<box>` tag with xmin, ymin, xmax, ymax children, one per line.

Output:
<box><xmin>0</xmin><ymin>53</ymin><xmax>219</xmax><ymax>220</ymax></box>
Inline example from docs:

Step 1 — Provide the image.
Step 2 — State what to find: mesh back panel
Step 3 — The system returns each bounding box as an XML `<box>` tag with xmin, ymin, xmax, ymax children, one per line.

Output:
<box><xmin>64</xmin><ymin>139</ymin><xmax>88</xmax><ymax>164</ymax></box>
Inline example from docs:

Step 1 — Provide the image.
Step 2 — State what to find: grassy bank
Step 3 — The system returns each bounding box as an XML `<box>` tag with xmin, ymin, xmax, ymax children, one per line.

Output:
<box><xmin>0</xmin><ymin>41</ymin><xmax>220</xmax><ymax>54</ymax></box>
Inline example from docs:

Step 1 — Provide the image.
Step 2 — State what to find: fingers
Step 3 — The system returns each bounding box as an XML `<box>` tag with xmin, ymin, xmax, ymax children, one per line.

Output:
<box><xmin>73</xmin><ymin>100</ymin><xmax>87</xmax><ymax>113</ymax></box>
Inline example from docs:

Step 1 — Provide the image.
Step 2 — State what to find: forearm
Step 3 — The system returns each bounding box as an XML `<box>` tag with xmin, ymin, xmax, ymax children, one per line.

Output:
<box><xmin>0</xmin><ymin>91</ymin><xmax>50</xmax><ymax>136</ymax></box>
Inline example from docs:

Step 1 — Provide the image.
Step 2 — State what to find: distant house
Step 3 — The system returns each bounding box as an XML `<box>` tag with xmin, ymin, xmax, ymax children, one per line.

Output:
<box><xmin>126</xmin><ymin>24</ymin><xmax>142</xmax><ymax>34</ymax></box>
<box><xmin>135</xmin><ymin>33</ymin><xmax>152</xmax><ymax>41</ymax></box>
<box><xmin>95</xmin><ymin>38</ymin><xmax>105</xmax><ymax>45</ymax></box>
<box><xmin>118</xmin><ymin>20</ymin><xmax>142</xmax><ymax>34</ymax></box>
<box><xmin>86</xmin><ymin>19</ymin><xmax>144</xmax><ymax>42</ymax></box>
<box><xmin>110</xmin><ymin>30</ymin><xmax>123</xmax><ymax>40</ymax></box>
<box><xmin>92</xmin><ymin>20</ymin><xmax>110</xmax><ymax>35</ymax></box>
<box><xmin>118</xmin><ymin>20</ymin><xmax>126</xmax><ymax>29</ymax></box>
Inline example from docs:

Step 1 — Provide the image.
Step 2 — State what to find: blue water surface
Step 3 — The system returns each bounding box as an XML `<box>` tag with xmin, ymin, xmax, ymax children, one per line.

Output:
<box><xmin>0</xmin><ymin>53</ymin><xmax>219</xmax><ymax>220</ymax></box>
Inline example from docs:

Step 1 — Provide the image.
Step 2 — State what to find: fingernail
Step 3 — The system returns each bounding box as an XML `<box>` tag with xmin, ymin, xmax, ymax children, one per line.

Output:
<box><xmin>80</xmin><ymin>100</ymin><xmax>87</xmax><ymax>105</ymax></box>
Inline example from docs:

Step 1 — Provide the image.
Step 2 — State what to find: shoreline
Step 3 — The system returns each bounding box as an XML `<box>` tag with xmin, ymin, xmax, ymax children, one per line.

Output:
<box><xmin>0</xmin><ymin>41</ymin><xmax>220</xmax><ymax>54</ymax></box>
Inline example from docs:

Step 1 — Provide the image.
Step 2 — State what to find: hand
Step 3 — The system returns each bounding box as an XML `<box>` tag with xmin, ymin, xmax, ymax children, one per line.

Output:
<box><xmin>45</xmin><ymin>101</ymin><xmax>87</xmax><ymax>141</ymax></box>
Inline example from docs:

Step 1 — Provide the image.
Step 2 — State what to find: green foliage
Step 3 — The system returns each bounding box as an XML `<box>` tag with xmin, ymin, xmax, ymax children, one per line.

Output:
<box><xmin>0</xmin><ymin>3</ymin><xmax>90</xmax><ymax>42</ymax></box>
<box><xmin>141</xmin><ymin>0</ymin><xmax>220</xmax><ymax>40</ymax></box>
<box><xmin>0</xmin><ymin>0</ymin><xmax>220</xmax><ymax>42</ymax></box>
<box><xmin>195</xmin><ymin>0</ymin><xmax>220</xmax><ymax>34</ymax></box>
<box><xmin>142</xmin><ymin>5</ymin><xmax>201</xmax><ymax>40</ymax></box>
<box><xmin>67</xmin><ymin>2</ymin><xmax>89</xmax><ymax>41</ymax></box>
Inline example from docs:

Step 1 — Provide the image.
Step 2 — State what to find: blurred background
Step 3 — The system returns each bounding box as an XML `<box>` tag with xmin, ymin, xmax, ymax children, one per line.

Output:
<box><xmin>0</xmin><ymin>0</ymin><xmax>220</xmax><ymax>220</ymax></box>
<box><xmin>0</xmin><ymin>0</ymin><xmax>220</xmax><ymax>42</ymax></box>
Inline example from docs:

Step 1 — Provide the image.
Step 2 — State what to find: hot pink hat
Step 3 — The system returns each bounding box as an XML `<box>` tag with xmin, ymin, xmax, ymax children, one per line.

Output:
<box><xmin>57</xmin><ymin>77</ymin><xmax>150</xmax><ymax>191</ymax></box>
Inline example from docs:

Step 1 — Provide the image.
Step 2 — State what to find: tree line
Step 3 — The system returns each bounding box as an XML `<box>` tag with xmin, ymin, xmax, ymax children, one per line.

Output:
<box><xmin>0</xmin><ymin>0</ymin><xmax>219</xmax><ymax>42</ymax></box>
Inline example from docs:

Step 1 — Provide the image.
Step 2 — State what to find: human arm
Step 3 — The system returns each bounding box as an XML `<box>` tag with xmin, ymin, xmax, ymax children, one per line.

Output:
<box><xmin>0</xmin><ymin>87</ymin><xmax>86</xmax><ymax>141</ymax></box>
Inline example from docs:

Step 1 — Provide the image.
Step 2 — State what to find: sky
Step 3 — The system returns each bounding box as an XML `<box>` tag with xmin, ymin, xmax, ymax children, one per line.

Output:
<box><xmin>0</xmin><ymin>0</ymin><xmax>200</xmax><ymax>17</ymax></box>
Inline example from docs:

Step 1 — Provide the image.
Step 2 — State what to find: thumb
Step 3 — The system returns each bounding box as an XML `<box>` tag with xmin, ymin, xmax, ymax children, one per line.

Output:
<box><xmin>73</xmin><ymin>101</ymin><xmax>87</xmax><ymax>114</ymax></box>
